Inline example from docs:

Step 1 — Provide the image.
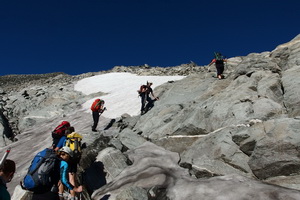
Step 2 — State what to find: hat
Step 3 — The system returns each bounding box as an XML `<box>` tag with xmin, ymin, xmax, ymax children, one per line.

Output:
<box><xmin>59</xmin><ymin>146</ymin><xmax>73</xmax><ymax>157</ymax></box>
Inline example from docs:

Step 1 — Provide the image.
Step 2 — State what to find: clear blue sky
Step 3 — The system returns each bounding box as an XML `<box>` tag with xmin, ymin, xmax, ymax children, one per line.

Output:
<box><xmin>0</xmin><ymin>0</ymin><xmax>299</xmax><ymax>76</ymax></box>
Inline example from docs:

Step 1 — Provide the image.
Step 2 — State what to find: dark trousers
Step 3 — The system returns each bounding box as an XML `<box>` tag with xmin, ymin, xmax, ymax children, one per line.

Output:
<box><xmin>92</xmin><ymin>111</ymin><xmax>100</xmax><ymax>130</ymax></box>
<box><xmin>216</xmin><ymin>63</ymin><xmax>224</xmax><ymax>76</ymax></box>
<box><xmin>140</xmin><ymin>93</ymin><xmax>154</xmax><ymax>112</ymax></box>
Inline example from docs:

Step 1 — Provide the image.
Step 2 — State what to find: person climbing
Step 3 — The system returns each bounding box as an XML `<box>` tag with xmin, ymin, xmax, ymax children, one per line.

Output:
<box><xmin>58</xmin><ymin>146</ymin><xmax>83</xmax><ymax>200</ymax></box>
<box><xmin>90</xmin><ymin>99</ymin><xmax>106</xmax><ymax>132</ymax></box>
<box><xmin>54</xmin><ymin>126</ymin><xmax>75</xmax><ymax>152</ymax></box>
<box><xmin>0</xmin><ymin>159</ymin><xmax>16</xmax><ymax>200</ymax></box>
<box><xmin>208</xmin><ymin>52</ymin><xmax>227</xmax><ymax>80</ymax></box>
<box><xmin>51</xmin><ymin>121</ymin><xmax>71</xmax><ymax>148</ymax></box>
<box><xmin>22</xmin><ymin>147</ymin><xmax>61</xmax><ymax>200</ymax></box>
<box><xmin>138</xmin><ymin>81</ymin><xmax>159</xmax><ymax>115</ymax></box>
<box><xmin>54</xmin><ymin>128</ymin><xmax>84</xmax><ymax>200</ymax></box>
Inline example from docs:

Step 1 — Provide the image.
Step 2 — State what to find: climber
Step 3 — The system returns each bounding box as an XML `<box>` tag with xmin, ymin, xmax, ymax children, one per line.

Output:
<box><xmin>90</xmin><ymin>99</ymin><xmax>106</xmax><ymax>132</ymax></box>
<box><xmin>58</xmin><ymin>146</ymin><xmax>83</xmax><ymax>200</ymax></box>
<box><xmin>208</xmin><ymin>52</ymin><xmax>227</xmax><ymax>79</ymax></box>
<box><xmin>138</xmin><ymin>81</ymin><xmax>159</xmax><ymax>115</ymax></box>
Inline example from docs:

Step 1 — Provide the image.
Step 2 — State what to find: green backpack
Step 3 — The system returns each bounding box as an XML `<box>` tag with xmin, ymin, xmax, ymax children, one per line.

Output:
<box><xmin>214</xmin><ymin>52</ymin><xmax>223</xmax><ymax>61</ymax></box>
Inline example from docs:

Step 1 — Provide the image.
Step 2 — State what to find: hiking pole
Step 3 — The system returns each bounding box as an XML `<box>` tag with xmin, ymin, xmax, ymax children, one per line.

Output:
<box><xmin>0</xmin><ymin>147</ymin><xmax>11</xmax><ymax>168</ymax></box>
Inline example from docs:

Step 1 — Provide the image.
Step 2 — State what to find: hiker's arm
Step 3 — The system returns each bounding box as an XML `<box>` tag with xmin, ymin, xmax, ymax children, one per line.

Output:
<box><xmin>150</xmin><ymin>91</ymin><xmax>158</xmax><ymax>100</ymax></box>
<box><xmin>55</xmin><ymin>137</ymin><xmax>66</xmax><ymax>152</ymax></box>
<box><xmin>208</xmin><ymin>59</ymin><xmax>215</xmax><ymax>66</ymax></box>
<box><xmin>60</xmin><ymin>161</ymin><xmax>74</xmax><ymax>191</ymax></box>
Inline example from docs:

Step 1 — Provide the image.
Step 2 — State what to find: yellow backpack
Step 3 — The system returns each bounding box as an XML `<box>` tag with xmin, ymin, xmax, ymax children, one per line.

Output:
<box><xmin>64</xmin><ymin>132</ymin><xmax>83</xmax><ymax>157</ymax></box>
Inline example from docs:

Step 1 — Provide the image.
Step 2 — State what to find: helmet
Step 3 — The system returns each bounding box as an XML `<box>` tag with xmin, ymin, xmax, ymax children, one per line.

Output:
<box><xmin>59</xmin><ymin>146</ymin><xmax>73</xmax><ymax>157</ymax></box>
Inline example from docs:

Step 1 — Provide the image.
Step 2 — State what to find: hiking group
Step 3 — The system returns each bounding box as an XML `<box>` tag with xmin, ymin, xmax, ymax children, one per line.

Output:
<box><xmin>21</xmin><ymin>121</ymin><xmax>84</xmax><ymax>200</ymax></box>
<box><xmin>208</xmin><ymin>52</ymin><xmax>227</xmax><ymax>80</ymax></box>
<box><xmin>1</xmin><ymin>53</ymin><xmax>226</xmax><ymax>199</ymax></box>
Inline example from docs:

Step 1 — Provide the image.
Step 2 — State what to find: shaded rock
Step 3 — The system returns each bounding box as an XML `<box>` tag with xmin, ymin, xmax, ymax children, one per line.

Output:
<box><xmin>91</xmin><ymin>142</ymin><xmax>187</xmax><ymax>199</ymax></box>
<box><xmin>95</xmin><ymin>147</ymin><xmax>129</xmax><ymax>182</ymax></box>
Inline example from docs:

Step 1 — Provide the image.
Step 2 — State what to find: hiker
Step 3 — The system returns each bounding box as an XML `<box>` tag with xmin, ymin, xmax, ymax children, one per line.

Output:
<box><xmin>90</xmin><ymin>99</ymin><xmax>105</xmax><ymax>132</ymax></box>
<box><xmin>0</xmin><ymin>159</ymin><xmax>16</xmax><ymax>200</ymax></box>
<box><xmin>54</xmin><ymin>126</ymin><xmax>75</xmax><ymax>152</ymax></box>
<box><xmin>58</xmin><ymin>146</ymin><xmax>83</xmax><ymax>200</ymax></box>
<box><xmin>51</xmin><ymin>121</ymin><xmax>71</xmax><ymax>148</ymax></box>
<box><xmin>138</xmin><ymin>81</ymin><xmax>159</xmax><ymax>115</ymax></box>
<box><xmin>22</xmin><ymin>148</ymin><xmax>61</xmax><ymax>200</ymax></box>
<box><xmin>208</xmin><ymin>52</ymin><xmax>227</xmax><ymax>79</ymax></box>
<box><xmin>55</xmin><ymin>131</ymin><xmax>83</xmax><ymax>199</ymax></box>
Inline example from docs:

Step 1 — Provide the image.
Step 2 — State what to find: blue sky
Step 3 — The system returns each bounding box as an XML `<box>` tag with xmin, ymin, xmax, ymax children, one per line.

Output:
<box><xmin>0</xmin><ymin>0</ymin><xmax>299</xmax><ymax>76</ymax></box>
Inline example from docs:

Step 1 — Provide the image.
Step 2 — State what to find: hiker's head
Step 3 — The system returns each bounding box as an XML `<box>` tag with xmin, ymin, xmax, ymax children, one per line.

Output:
<box><xmin>147</xmin><ymin>82</ymin><xmax>153</xmax><ymax>86</ymax></box>
<box><xmin>59</xmin><ymin>146</ymin><xmax>73</xmax><ymax>159</ymax></box>
<box><xmin>100</xmin><ymin>99</ymin><xmax>105</xmax><ymax>104</ymax></box>
<box><xmin>0</xmin><ymin>159</ymin><xmax>16</xmax><ymax>183</ymax></box>
<box><xmin>65</xmin><ymin>126</ymin><xmax>75</xmax><ymax>135</ymax></box>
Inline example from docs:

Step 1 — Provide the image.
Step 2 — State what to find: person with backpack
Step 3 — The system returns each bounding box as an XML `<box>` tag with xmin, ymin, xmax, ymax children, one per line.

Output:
<box><xmin>22</xmin><ymin>148</ymin><xmax>61</xmax><ymax>200</ymax></box>
<box><xmin>0</xmin><ymin>159</ymin><xmax>16</xmax><ymax>200</ymax></box>
<box><xmin>208</xmin><ymin>52</ymin><xmax>227</xmax><ymax>80</ymax></box>
<box><xmin>58</xmin><ymin>146</ymin><xmax>83</xmax><ymax>200</ymax></box>
<box><xmin>138</xmin><ymin>81</ymin><xmax>159</xmax><ymax>115</ymax></box>
<box><xmin>55</xmin><ymin>130</ymin><xmax>83</xmax><ymax>199</ymax></box>
<box><xmin>54</xmin><ymin>126</ymin><xmax>75</xmax><ymax>152</ymax></box>
<box><xmin>51</xmin><ymin>121</ymin><xmax>71</xmax><ymax>148</ymax></box>
<box><xmin>90</xmin><ymin>99</ymin><xmax>106</xmax><ymax>132</ymax></box>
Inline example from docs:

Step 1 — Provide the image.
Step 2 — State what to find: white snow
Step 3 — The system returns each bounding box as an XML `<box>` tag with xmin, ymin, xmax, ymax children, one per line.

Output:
<box><xmin>74</xmin><ymin>72</ymin><xmax>186</xmax><ymax>118</ymax></box>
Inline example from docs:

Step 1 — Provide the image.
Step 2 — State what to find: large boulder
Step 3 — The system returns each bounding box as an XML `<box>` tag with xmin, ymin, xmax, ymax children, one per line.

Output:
<box><xmin>248</xmin><ymin>118</ymin><xmax>300</xmax><ymax>179</ymax></box>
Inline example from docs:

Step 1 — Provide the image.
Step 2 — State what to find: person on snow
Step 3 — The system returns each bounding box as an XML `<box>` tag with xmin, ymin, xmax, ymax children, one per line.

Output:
<box><xmin>139</xmin><ymin>81</ymin><xmax>159</xmax><ymax>115</ymax></box>
<box><xmin>0</xmin><ymin>159</ymin><xmax>16</xmax><ymax>200</ymax></box>
<box><xmin>58</xmin><ymin>147</ymin><xmax>82</xmax><ymax>200</ymax></box>
<box><xmin>208</xmin><ymin>52</ymin><xmax>227</xmax><ymax>80</ymax></box>
<box><xmin>90</xmin><ymin>99</ymin><xmax>105</xmax><ymax>132</ymax></box>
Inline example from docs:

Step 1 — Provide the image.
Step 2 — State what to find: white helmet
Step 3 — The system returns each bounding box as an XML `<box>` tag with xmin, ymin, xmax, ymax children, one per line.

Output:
<box><xmin>59</xmin><ymin>146</ymin><xmax>74</xmax><ymax>158</ymax></box>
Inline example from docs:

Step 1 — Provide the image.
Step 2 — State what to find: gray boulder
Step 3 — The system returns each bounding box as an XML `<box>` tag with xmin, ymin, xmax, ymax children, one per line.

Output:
<box><xmin>248</xmin><ymin>118</ymin><xmax>300</xmax><ymax>179</ymax></box>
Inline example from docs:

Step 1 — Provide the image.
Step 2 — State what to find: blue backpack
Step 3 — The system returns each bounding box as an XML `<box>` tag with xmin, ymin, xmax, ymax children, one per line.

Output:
<box><xmin>22</xmin><ymin>148</ymin><xmax>59</xmax><ymax>193</ymax></box>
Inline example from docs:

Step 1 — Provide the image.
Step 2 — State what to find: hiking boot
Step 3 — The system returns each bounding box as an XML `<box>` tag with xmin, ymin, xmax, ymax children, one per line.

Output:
<box><xmin>92</xmin><ymin>129</ymin><xmax>97</xmax><ymax>132</ymax></box>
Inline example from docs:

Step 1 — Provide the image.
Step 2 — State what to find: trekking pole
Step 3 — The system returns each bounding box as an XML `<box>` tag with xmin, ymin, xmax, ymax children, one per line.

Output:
<box><xmin>0</xmin><ymin>147</ymin><xmax>11</xmax><ymax>168</ymax></box>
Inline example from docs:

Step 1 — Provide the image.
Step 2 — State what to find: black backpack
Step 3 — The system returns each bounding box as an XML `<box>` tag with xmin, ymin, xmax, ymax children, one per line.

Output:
<box><xmin>22</xmin><ymin>148</ymin><xmax>59</xmax><ymax>193</ymax></box>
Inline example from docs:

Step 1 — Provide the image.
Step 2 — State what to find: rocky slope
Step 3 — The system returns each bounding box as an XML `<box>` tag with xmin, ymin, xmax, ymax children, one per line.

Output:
<box><xmin>1</xmin><ymin>34</ymin><xmax>300</xmax><ymax>200</ymax></box>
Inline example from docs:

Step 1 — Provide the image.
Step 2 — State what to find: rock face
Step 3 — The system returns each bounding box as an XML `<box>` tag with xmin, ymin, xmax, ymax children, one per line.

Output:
<box><xmin>90</xmin><ymin>34</ymin><xmax>300</xmax><ymax>199</ymax></box>
<box><xmin>2</xmin><ymin>34</ymin><xmax>300</xmax><ymax>200</ymax></box>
